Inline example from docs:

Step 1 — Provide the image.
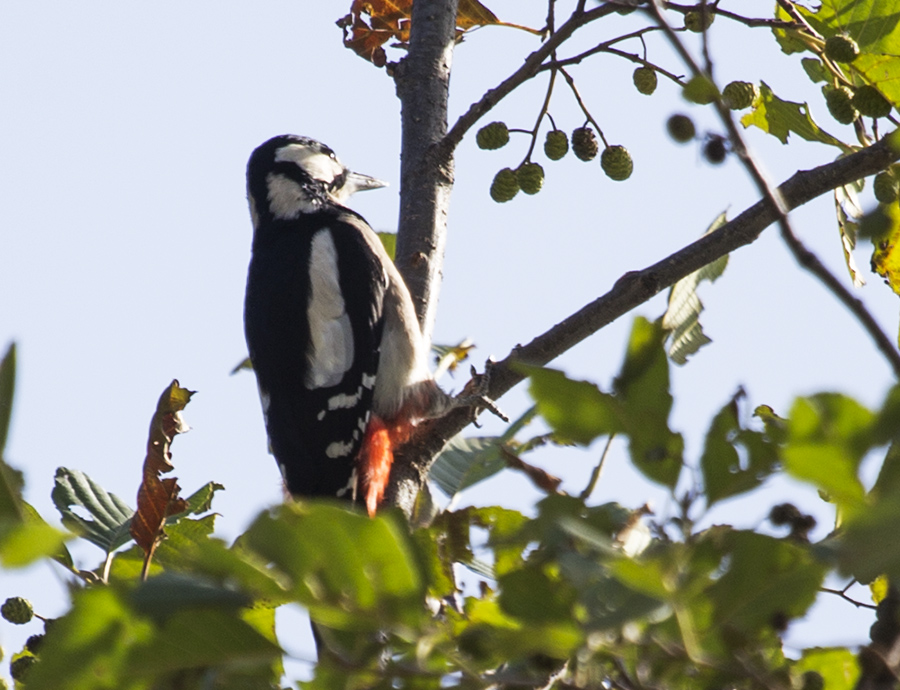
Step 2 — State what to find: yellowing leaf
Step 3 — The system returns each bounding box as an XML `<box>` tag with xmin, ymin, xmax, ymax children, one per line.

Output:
<box><xmin>870</xmin><ymin>202</ymin><xmax>900</xmax><ymax>295</ymax></box>
<box><xmin>741</xmin><ymin>83</ymin><xmax>851</xmax><ymax>151</ymax></box>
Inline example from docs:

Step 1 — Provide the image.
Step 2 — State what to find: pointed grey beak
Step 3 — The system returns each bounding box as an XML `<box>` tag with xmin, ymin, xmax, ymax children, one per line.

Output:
<box><xmin>345</xmin><ymin>170</ymin><xmax>388</xmax><ymax>194</ymax></box>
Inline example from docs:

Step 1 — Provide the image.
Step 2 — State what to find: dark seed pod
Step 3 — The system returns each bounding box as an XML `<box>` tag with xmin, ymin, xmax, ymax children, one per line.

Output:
<box><xmin>853</xmin><ymin>85</ymin><xmax>892</xmax><ymax>119</ymax></box>
<box><xmin>25</xmin><ymin>634</ymin><xmax>45</xmax><ymax>655</ymax></box>
<box><xmin>490</xmin><ymin>168</ymin><xmax>519</xmax><ymax>202</ymax></box>
<box><xmin>703</xmin><ymin>135</ymin><xmax>728</xmax><ymax>164</ymax></box>
<box><xmin>666</xmin><ymin>114</ymin><xmax>696</xmax><ymax>143</ymax></box>
<box><xmin>633</xmin><ymin>67</ymin><xmax>658</xmax><ymax>95</ymax></box>
<box><xmin>543</xmin><ymin>130</ymin><xmax>569</xmax><ymax>160</ymax></box>
<box><xmin>571</xmin><ymin>127</ymin><xmax>599</xmax><ymax>161</ymax></box>
<box><xmin>476</xmin><ymin>121</ymin><xmax>510</xmax><ymax>150</ymax></box>
<box><xmin>824</xmin><ymin>34</ymin><xmax>860</xmax><ymax>64</ymax></box>
<box><xmin>824</xmin><ymin>85</ymin><xmax>858</xmax><ymax>124</ymax></box>
<box><xmin>600</xmin><ymin>145</ymin><xmax>633</xmax><ymax>181</ymax></box>
<box><xmin>516</xmin><ymin>162</ymin><xmax>545</xmax><ymax>195</ymax></box>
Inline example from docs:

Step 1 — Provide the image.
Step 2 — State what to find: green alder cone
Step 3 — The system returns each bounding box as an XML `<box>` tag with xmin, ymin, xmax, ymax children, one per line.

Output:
<box><xmin>722</xmin><ymin>81</ymin><xmax>758</xmax><ymax>110</ymax></box>
<box><xmin>684</xmin><ymin>10</ymin><xmax>714</xmax><ymax>32</ymax></box>
<box><xmin>490</xmin><ymin>167</ymin><xmax>520</xmax><ymax>202</ymax></box>
<box><xmin>667</xmin><ymin>114</ymin><xmax>696</xmax><ymax>143</ymax></box>
<box><xmin>874</xmin><ymin>171</ymin><xmax>899</xmax><ymax>204</ymax></box>
<box><xmin>571</xmin><ymin>127</ymin><xmax>599</xmax><ymax>161</ymax></box>
<box><xmin>517</xmin><ymin>162</ymin><xmax>545</xmax><ymax>195</ymax></box>
<box><xmin>633</xmin><ymin>67</ymin><xmax>658</xmax><ymax>95</ymax></box>
<box><xmin>601</xmin><ymin>145</ymin><xmax>633</xmax><ymax>181</ymax></box>
<box><xmin>476</xmin><ymin>121</ymin><xmax>510</xmax><ymax>150</ymax></box>
<box><xmin>853</xmin><ymin>85</ymin><xmax>892</xmax><ymax>119</ymax></box>
<box><xmin>1</xmin><ymin>597</ymin><xmax>33</xmax><ymax>625</ymax></box>
<box><xmin>824</xmin><ymin>34</ymin><xmax>859</xmax><ymax>64</ymax></box>
<box><xmin>824</xmin><ymin>85</ymin><xmax>858</xmax><ymax>124</ymax></box>
<box><xmin>544</xmin><ymin>130</ymin><xmax>569</xmax><ymax>160</ymax></box>
<box><xmin>10</xmin><ymin>656</ymin><xmax>36</xmax><ymax>682</ymax></box>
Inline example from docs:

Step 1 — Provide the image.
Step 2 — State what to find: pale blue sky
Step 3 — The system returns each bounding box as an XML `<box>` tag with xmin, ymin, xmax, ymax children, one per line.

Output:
<box><xmin>1</xmin><ymin>0</ymin><xmax>894</xmax><ymax>679</ymax></box>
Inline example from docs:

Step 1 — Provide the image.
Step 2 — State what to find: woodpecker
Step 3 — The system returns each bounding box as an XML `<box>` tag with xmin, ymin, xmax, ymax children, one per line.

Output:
<box><xmin>243</xmin><ymin>135</ymin><xmax>456</xmax><ymax>515</ymax></box>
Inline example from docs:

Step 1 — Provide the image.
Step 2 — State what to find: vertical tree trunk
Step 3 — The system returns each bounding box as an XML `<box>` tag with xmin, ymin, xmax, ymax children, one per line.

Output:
<box><xmin>394</xmin><ymin>0</ymin><xmax>460</xmax><ymax>342</ymax></box>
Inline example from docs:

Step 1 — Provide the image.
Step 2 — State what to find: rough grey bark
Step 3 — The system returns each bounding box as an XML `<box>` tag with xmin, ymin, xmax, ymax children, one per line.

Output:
<box><xmin>393</xmin><ymin>0</ymin><xmax>460</xmax><ymax>343</ymax></box>
<box><xmin>385</xmin><ymin>132</ymin><xmax>900</xmax><ymax>516</ymax></box>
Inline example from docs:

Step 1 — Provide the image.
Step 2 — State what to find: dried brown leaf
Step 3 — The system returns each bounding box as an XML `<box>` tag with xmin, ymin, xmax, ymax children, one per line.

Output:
<box><xmin>130</xmin><ymin>380</ymin><xmax>195</xmax><ymax>571</ymax></box>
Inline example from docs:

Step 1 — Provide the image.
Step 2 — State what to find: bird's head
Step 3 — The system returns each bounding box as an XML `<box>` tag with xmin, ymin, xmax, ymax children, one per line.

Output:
<box><xmin>247</xmin><ymin>135</ymin><xmax>387</xmax><ymax>225</ymax></box>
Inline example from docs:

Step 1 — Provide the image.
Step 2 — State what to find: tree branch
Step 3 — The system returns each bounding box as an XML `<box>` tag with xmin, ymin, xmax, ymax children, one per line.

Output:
<box><xmin>385</xmin><ymin>134</ymin><xmax>900</xmax><ymax>515</ymax></box>
<box><xmin>394</xmin><ymin>0</ymin><xmax>461</xmax><ymax>340</ymax></box>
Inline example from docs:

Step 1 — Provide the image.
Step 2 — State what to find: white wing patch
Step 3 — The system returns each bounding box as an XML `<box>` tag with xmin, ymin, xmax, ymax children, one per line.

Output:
<box><xmin>306</xmin><ymin>229</ymin><xmax>354</xmax><ymax>389</ymax></box>
<box><xmin>326</xmin><ymin>439</ymin><xmax>355</xmax><ymax>458</ymax></box>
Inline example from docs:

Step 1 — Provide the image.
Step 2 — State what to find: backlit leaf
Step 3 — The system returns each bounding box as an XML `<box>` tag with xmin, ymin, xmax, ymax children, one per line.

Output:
<box><xmin>741</xmin><ymin>83</ymin><xmax>850</xmax><ymax>150</ymax></box>
<box><xmin>662</xmin><ymin>212</ymin><xmax>730</xmax><ymax>364</ymax></box>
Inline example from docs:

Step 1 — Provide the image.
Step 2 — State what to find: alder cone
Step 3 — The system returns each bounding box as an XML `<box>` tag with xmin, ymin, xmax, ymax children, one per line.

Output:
<box><xmin>824</xmin><ymin>35</ymin><xmax>859</xmax><ymax>63</ymax></box>
<box><xmin>722</xmin><ymin>81</ymin><xmax>758</xmax><ymax>110</ymax></box>
<box><xmin>667</xmin><ymin>114</ymin><xmax>696</xmax><ymax>143</ymax></box>
<box><xmin>633</xmin><ymin>67</ymin><xmax>658</xmax><ymax>95</ymax></box>
<box><xmin>490</xmin><ymin>168</ymin><xmax>519</xmax><ymax>202</ymax></box>
<box><xmin>517</xmin><ymin>162</ymin><xmax>545</xmax><ymax>195</ymax></box>
<box><xmin>874</xmin><ymin>171</ymin><xmax>899</xmax><ymax>204</ymax></box>
<box><xmin>824</xmin><ymin>86</ymin><xmax>858</xmax><ymax>124</ymax></box>
<box><xmin>852</xmin><ymin>86</ymin><xmax>892</xmax><ymax>119</ymax></box>
<box><xmin>476</xmin><ymin>121</ymin><xmax>510</xmax><ymax>150</ymax></box>
<box><xmin>544</xmin><ymin>130</ymin><xmax>569</xmax><ymax>160</ymax></box>
<box><xmin>601</xmin><ymin>145</ymin><xmax>633</xmax><ymax>181</ymax></box>
<box><xmin>572</xmin><ymin>127</ymin><xmax>598</xmax><ymax>161</ymax></box>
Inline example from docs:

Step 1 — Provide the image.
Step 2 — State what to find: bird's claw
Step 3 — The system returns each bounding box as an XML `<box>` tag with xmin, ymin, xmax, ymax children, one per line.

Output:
<box><xmin>455</xmin><ymin>359</ymin><xmax>508</xmax><ymax>424</ymax></box>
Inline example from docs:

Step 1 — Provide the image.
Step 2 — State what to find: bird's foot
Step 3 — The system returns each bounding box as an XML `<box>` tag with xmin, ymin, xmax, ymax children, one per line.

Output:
<box><xmin>454</xmin><ymin>359</ymin><xmax>508</xmax><ymax>425</ymax></box>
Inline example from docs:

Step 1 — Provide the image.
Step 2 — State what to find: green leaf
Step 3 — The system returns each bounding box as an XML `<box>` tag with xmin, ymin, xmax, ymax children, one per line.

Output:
<box><xmin>700</xmin><ymin>392</ymin><xmax>780</xmax><ymax>507</ymax></box>
<box><xmin>708</xmin><ymin>531</ymin><xmax>826</xmax><ymax>634</ymax></box>
<box><xmin>169</xmin><ymin>481</ymin><xmax>225</xmax><ymax>519</ymax></box>
<box><xmin>23</xmin><ymin>586</ymin><xmax>155</xmax><ymax>690</ymax></box>
<box><xmin>0</xmin><ymin>502</ymin><xmax>71</xmax><ymax>568</ymax></box>
<box><xmin>0</xmin><ymin>341</ymin><xmax>15</xmax><ymax>456</ymax></box>
<box><xmin>52</xmin><ymin>467</ymin><xmax>135</xmax><ymax>553</ymax></box>
<box><xmin>428</xmin><ymin>435</ymin><xmax>505</xmax><ymax>497</ymax></box>
<box><xmin>243</xmin><ymin>502</ymin><xmax>425</xmax><ymax>630</ymax></box>
<box><xmin>498</xmin><ymin>564</ymin><xmax>578</xmax><ymax>624</ymax></box>
<box><xmin>801</xmin><ymin>58</ymin><xmax>828</xmax><ymax>83</ymax></box>
<box><xmin>614</xmin><ymin>317</ymin><xmax>684</xmax><ymax>489</ymax></box>
<box><xmin>839</xmin><ymin>496</ymin><xmax>900</xmax><ymax>582</ymax></box>
<box><xmin>794</xmin><ymin>648</ymin><xmax>860</xmax><ymax>690</ymax></box>
<box><xmin>782</xmin><ymin>394</ymin><xmax>875</xmax><ymax>514</ymax></box>
<box><xmin>377</xmin><ymin>231</ymin><xmax>396</xmax><ymax>261</ymax></box>
<box><xmin>741</xmin><ymin>82</ymin><xmax>851</xmax><ymax>150</ymax></box>
<box><xmin>662</xmin><ymin>212</ymin><xmax>729</xmax><ymax>364</ymax></box>
<box><xmin>524</xmin><ymin>365</ymin><xmax>623</xmax><ymax>445</ymax></box>
<box><xmin>130</xmin><ymin>572</ymin><xmax>252</xmax><ymax>621</ymax></box>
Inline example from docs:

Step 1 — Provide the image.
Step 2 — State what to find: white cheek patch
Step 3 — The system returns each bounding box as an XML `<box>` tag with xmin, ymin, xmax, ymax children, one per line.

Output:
<box><xmin>266</xmin><ymin>173</ymin><xmax>317</xmax><ymax>219</ymax></box>
<box><xmin>305</xmin><ymin>229</ymin><xmax>354</xmax><ymax>389</ymax></box>
<box><xmin>275</xmin><ymin>144</ymin><xmax>344</xmax><ymax>186</ymax></box>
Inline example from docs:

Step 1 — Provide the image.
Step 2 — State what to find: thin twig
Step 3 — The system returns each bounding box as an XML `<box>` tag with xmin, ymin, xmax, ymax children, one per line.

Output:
<box><xmin>821</xmin><ymin>587</ymin><xmax>879</xmax><ymax>610</ymax></box>
<box><xmin>559</xmin><ymin>66</ymin><xmax>608</xmax><ymax>146</ymax></box>
<box><xmin>438</xmin><ymin>5</ymin><xmax>616</xmax><ymax>159</ymax></box>
<box><xmin>580</xmin><ymin>434</ymin><xmax>616</xmax><ymax>501</ymax></box>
